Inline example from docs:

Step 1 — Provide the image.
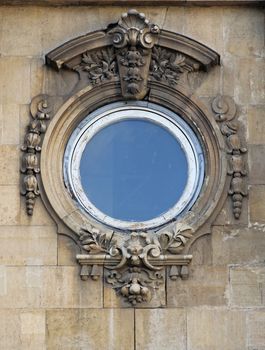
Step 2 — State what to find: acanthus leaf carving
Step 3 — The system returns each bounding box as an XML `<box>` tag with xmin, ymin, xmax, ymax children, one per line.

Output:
<box><xmin>74</xmin><ymin>47</ymin><xmax>118</xmax><ymax>84</ymax></box>
<box><xmin>21</xmin><ymin>95</ymin><xmax>52</xmax><ymax>215</ymax></box>
<box><xmin>77</xmin><ymin>222</ymin><xmax>193</xmax><ymax>305</ymax></box>
<box><xmin>212</xmin><ymin>95</ymin><xmax>248</xmax><ymax>219</ymax></box>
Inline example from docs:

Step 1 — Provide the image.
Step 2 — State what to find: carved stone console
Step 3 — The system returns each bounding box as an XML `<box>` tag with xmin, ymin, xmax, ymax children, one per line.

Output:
<box><xmin>21</xmin><ymin>10</ymin><xmax>247</xmax><ymax>306</ymax></box>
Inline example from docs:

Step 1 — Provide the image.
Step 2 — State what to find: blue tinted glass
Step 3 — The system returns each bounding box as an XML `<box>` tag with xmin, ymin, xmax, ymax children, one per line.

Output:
<box><xmin>80</xmin><ymin>119</ymin><xmax>188</xmax><ymax>221</ymax></box>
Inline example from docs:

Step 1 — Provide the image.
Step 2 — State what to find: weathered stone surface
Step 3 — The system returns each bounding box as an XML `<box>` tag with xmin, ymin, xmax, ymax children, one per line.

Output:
<box><xmin>167</xmin><ymin>266</ymin><xmax>228</xmax><ymax>307</ymax></box>
<box><xmin>187</xmin><ymin>309</ymin><xmax>247</xmax><ymax>350</ymax></box>
<box><xmin>0</xmin><ymin>104</ymin><xmax>20</xmax><ymax>145</ymax></box>
<box><xmin>248</xmin><ymin>105</ymin><xmax>265</xmax><ymax>145</ymax></box>
<box><xmin>229</xmin><ymin>266</ymin><xmax>265</xmax><ymax>307</ymax></box>
<box><xmin>135</xmin><ymin>309</ymin><xmax>186</xmax><ymax>350</ymax></box>
<box><xmin>1</xmin><ymin>7</ymin><xmax>43</xmax><ymax>57</ymax></box>
<box><xmin>0</xmin><ymin>310</ymin><xmax>21</xmax><ymax>349</ymax></box>
<box><xmin>249</xmin><ymin>145</ymin><xmax>265</xmax><ymax>184</ymax></box>
<box><xmin>249</xmin><ymin>185</ymin><xmax>265</xmax><ymax>224</ymax></box>
<box><xmin>19</xmin><ymin>197</ymin><xmax>56</xmax><ymax>226</ymax></box>
<box><xmin>0</xmin><ymin>266</ymin><xmax>103</xmax><ymax>308</ymax></box>
<box><xmin>0</xmin><ymin>185</ymin><xmax>20</xmax><ymax>225</ymax></box>
<box><xmin>0</xmin><ymin>145</ymin><xmax>19</xmax><ymax>185</ymax></box>
<box><xmin>212</xmin><ymin>226</ymin><xmax>265</xmax><ymax>265</ymax></box>
<box><xmin>46</xmin><ymin>309</ymin><xmax>134</xmax><ymax>350</ymax></box>
<box><xmin>223</xmin><ymin>8</ymin><xmax>265</xmax><ymax>58</ymax></box>
<box><xmin>214</xmin><ymin>196</ymin><xmax>248</xmax><ymax>226</ymax></box>
<box><xmin>0</xmin><ymin>226</ymin><xmax>57</xmax><ymax>265</ymax></box>
<box><xmin>0</xmin><ymin>57</ymin><xmax>31</xmax><ymax>104</ymax></box>
<box><xmin>20</xmin><ymin>311</ymin><xmax>46</xmax><ymax>350</ymax></box>
<box><xmin>58</xmin><ymin>234</ymin><xmax>80</xmax><ymax>266</ymax></box>
<box><xmin>247</xmin><ymin>311</ymin><xmax>265</xmax><ymax>348</ymax></box>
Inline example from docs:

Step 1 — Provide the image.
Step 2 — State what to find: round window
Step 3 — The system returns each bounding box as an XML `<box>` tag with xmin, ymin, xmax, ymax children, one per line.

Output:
<box><xmin>64</xmin><ymin>102</ymin><xmax>204</xmax><ymax>230</ymax></box>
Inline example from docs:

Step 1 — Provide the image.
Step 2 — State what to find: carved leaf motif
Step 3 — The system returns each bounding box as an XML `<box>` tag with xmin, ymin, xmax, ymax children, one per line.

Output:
<box><xmin>150</xmin><ymin>47</ymin><xmax>186</xmax><ymax>85</ymax></box>
<box><xmin>159</xmin><ymin>223</ymin><xmax>193</xmax><ymax>254</ymax></box>
<box><xmin>79</xmin><ymin>228</ymin><xmax>114</xmax><ymax>253</ymax></box>
<box><xmin>77</xmin><ymin>47</ymin><xmax>118</xmax><ymax>85</ymax></box>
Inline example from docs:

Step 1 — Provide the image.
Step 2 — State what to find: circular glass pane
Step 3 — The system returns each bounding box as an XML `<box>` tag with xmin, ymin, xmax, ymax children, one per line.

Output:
<box><xmin>79</xmin><ymin>119</ymin><xmax>188</xmax><ymax>222</ymax></box>
<box><xmin>64</xmin><ymin>102</ymin><xmax>204</xmax><ymax>230</ymax></box>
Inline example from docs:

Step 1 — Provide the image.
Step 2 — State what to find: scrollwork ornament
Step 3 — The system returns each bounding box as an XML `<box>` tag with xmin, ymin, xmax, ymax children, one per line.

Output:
<box><xmin>77</xmin><ymin>222</ymin><xmax>193</xmax><ymax>305</ymax></box>
<box><xmin>21</xmin><ymin>95</ymin><xmax>52</xmax><ymax>215</ymax></box>
<box><xmin>212</xmin><ymin>95</ymin><xmax>248</xmax><ymax>219</ymax></box>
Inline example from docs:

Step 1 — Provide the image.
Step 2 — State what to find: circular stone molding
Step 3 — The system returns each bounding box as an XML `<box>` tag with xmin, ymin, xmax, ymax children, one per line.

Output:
<box><xmin>40</xmin><ymin>82</ymin><xmax>227</xmax><ymax>237</ymax></box>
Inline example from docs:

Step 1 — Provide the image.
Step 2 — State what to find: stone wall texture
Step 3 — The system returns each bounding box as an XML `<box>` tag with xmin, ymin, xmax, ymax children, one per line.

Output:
<box><xmin>0</xmin><ymin>4</ymin><xmax>264</xmax><ymax>350</ymax></box>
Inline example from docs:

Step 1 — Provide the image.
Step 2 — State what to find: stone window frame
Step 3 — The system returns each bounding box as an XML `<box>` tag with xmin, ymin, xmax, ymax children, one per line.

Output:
<box><xmin>21</xmin><ymin>10</ymin><xmax>247</xmax><ymax>306</ymax></box>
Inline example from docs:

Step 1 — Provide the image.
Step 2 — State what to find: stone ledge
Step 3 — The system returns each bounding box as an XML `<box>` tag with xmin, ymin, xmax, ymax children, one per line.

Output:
<box><xmin>0</xmin><ymin>0</ymin><xmax>264</xmax><ymax>6</ymax></box>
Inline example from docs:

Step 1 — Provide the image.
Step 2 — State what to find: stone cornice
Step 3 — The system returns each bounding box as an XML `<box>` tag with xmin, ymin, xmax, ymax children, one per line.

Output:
<box><xmin>0</xmin><ymin>0</ymin><xmax>263</xmax><ymax>6</ymax></box>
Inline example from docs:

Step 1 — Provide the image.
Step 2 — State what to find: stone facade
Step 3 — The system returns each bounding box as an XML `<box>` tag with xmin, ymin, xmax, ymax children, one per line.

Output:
<box><xmin>0</xmin><ymin>4</ymin><xmax>264</xmax><ymax>349</ymax></box>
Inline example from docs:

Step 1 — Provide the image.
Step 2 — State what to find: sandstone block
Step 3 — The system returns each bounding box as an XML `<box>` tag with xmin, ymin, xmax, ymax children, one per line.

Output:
<box><xmin>0</xmin><ymin>310</ymin><xmax>21</xmax><ymax>349</ymax></box>
<box><xmin>187</xmin><ymin>308</ymin><xmax>246</xmax><ymax>350</ymax></box>
<box><xmin>20</xmin><ymin>311</ymin><xmax>46</xmax><ymax>350</ymax></box>
<box><xmin>249</xmin><ymin>185</ymin><xmax>265</xmax><ymax>224</ymax></box>
<box><xmin>0</xmin><ymin>266</ymin><xmax>102</xmax><ymax>308</ymax></box>
<box><xmin>249</xmin><ymin>145</ymin><xmax>265</xmax><ymax>184</ymax></box>
<box><xmin>247</xmin><ymin>311</ymin><xmax>265</xmax><ymax>348</ymax></box>
<box><xmin>1</xmin><ymin>7</ymin><xmax>43</xmax><ymax>57</ymax></box>
<box><xmin>230</xmin><ymin>266</ymin><xmax>265</xmax><ymax>307</ymax></box>
<box><xmin>212</xmin><ymin>226</ymin><xmax>265</xmax><ymax>265</ymax></box>
<box><xmin>0</xmin><ymin>57</ymin><xmax>31</xmax><ymax>104</ymax></box>
<box><xmin>135</xmin><ymin>309</ymin><xmax>186</xmax><ymax>350</ymax></box>
<box><xmin>0</xmin><ymin>185</ymin><xmax>20</xmax><ymax>225</ymax></box>
<box><xmin>0</xmin><ymin>104</ymin><xmax>20</xmax><ymax>145</ymax></box>
<box><xmin>167</xmin><ymin>265</ymin><xmax>228</xmax><ymax>307</ymax></box>
<box><xmin>46</xmin><ymin>309</ymin><xmax>134</xmax><ymax>350</ymax></box>
<box><xmin>0</xmin><ymin>225</ymin><xmax>57</xmax><ymax>265</ymax></box>
<box><xmin>223</xmin><ymin>8</ymin><xmax>265</xmax><ymax>58</ymax></box>
<box><xmin>248</xmin><ymin>105</ymin><xmax>265</xmax><ymax>145</ymax></box>
<box><xmin>0</xmin><ymin>145</ymin><xmax>19</xmax><ymax>185</ymax></box>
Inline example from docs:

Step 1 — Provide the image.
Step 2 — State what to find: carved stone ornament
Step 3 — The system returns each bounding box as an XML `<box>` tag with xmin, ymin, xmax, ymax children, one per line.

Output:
<box><xmin>20</xmin><ymin>10</ymin><xmax>245</xmax><ymax>306</ymax></box>
<box><xmin>21</xmin><ymin>95</ymin><xmax>52</xmax><ymax>215</ymax></box>
<box><xmin>212</xmin><ymin>95</ymin><xmax>248</xmax><ymax>219</ymax></box>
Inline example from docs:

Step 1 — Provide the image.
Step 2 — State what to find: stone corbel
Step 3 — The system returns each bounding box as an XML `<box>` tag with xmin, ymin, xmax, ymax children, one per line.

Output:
<box><xmin>76</xmin><ymin>223</ymin><xmax>192</xmax><ymax>305</ymax></box>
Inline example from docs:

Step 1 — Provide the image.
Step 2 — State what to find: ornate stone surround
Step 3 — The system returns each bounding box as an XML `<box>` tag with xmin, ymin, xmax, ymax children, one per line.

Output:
<box><xmin>21</xmin><ymin>10</ymin><xmax>247</xmax><ymax>306</ymax></box>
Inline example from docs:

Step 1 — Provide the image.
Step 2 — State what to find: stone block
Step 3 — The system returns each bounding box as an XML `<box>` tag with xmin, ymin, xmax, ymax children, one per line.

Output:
<box><xmin>0</xmin><ymin>225</ymin><xmax>57</xmax><ymax>265</ymax></box>
<box><xmin>187</xmin><ymin>309</ymin><xmax>246</xmax><ymax>350</ymax></box>
<box><xmin>229</xmin><ymin>266</ymin><xmax>265</xmax><ymax>307</ymax></box>
<box><xmin>0</xmin><ymin>266</ymin><xmax>102</xmax><ymax>308</ymax></box>
<box><xmin>235</xmin><ymin>58</ymin><xmax>265</xmax><ymax>105</ymax></box>
<box><xmin>212</xmin><ymin>226</ymin><xmax>265</xmax><ymax>265</ymax></box>
<box><xmin>167</xmin><ymin>266</ymin><xmax>228</xmax><ymax>307</ymax></box>
<box><xmin>41</xmin><ymin>7</ymin><xmax>101</xmax><ymax>54</ymax></box>
<box><xmin>183</xmin><ymin>7</ymin><xmax>224</xmax><ymax>54</ymax></box>
<box><xmin>0</xmin><ymin>145</ymin><xmax>19</xmax><ymax>185</ymax></box>
<box><xmin>1</xmin><ymin>7</ymin><xmax>43</xmax><ymax>57</ymax></box>
<box><xmin>163</xmin><ymin>7</ymin><xmax>185</xmax><ymax>33</ymax></box>
<box><xmin>104</xmin><ymin>269</ymin><xmax>166</xmax><ymax>308</ymax></box>
<box><xmin>247</xmin><ymin>311</ymin><xmax>265</xmax><ymax>348</ymax></box>
<box><xmin>20</xmin><ymin>311</ymin><xmax>46</xmax><ymax>350</ymax></box>
<box><xmin>189</xmin><ymin>65</ymin><xmax>221</xmax><ymax>98</ymax></box>
<box><xmin>135</xmin><ymin>309</ymin><xmax>186</xmax><ymax>350</ymax></box>
<box><xmin>248</xmin><ymin>105</ymin><xmax>265</xmax><ymax>145</ymax></box>
<box><xmin>0</xmin><ymin>185</ymin><xmax>20</xmax><ymax>225</ymax></box>
<box><xmin>58</xmin><ymin>234</ymin><xmax>80</xmax><ymax>266</ymax></box>
<box><xmin>223</xmin><ymin>8</ymin><xmax>265</xmax><ymax>58</ymax></box>
<box><xmin>0</xmin><ymin>310</ymin><xmax>21</xmax><ymax>349</ymax></box>
<box><xmin>30</xmin><ymin>58</ymin><xmax>45</xmax><ymax>98</ymax></box>
<box><xmin>0</xmin><ymin>104</ymin><xmax>20</xmax><ymax>145</ymax></box>
<box><xmin>249</xmin><ymin>145</ymin><xmax>265</xmax><ymax>184</ymax></box>
<box><xmin>249</xmin><ymin>185</ymin><xmax>265</xmax><ymax>224</ymax></box>
<box><xmin>0</xmin><ymin>57</ymin><xmax>31</xmax><ymax>104</ymax></box>
<box><xmin>46</xmin><ymin>309</ymin><xmax>134</xmax><ymax>350</ymax></box>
